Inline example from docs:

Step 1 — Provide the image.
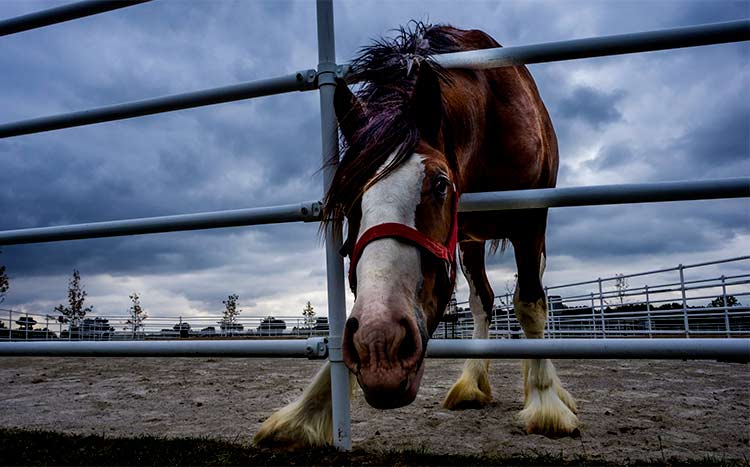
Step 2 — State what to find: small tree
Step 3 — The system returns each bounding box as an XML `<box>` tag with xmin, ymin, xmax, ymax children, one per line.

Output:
<box><xmin>614</xmin><ymin>274</ymin><xmax>629</xmax><ymax>305</ymax></box>
<box><xmin>709</xmin><ymin>295</ymin><xmax>740</xmax><ymax>308</ymax></box>
<box><xmin>125</xmin><ymin>292</ymin><xmax>148</xmax><ymax>339</ymax></box>
<box><xmin>54</xmin><ymin>270</ymin><xmax>92</xmax><ymax>336</ymax></box>
<box><xmin>302</xmin><ymin>301</ymin><xmax>316</xmax><ymax>329</ymax></box>
<box><xmin>0</xmin><ymin>250</ymin><xmax>9</xmax><ymax>305</ymax></box>
<box><xmin>220</xmin><ymin>294</ymin><xmax>241</xmax><ymax>336</ymax></box>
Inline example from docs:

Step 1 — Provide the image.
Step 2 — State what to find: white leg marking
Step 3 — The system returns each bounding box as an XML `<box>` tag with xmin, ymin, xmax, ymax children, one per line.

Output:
<box><xmin>443</xmin><ymin>245</ymin><xmax>493</xmax><ymax>409</ymax></box>
<box><xmin>254</xmin><ymin>362</ymin><xmax>357</xmax><ymax>448</ymax></box>
<box><xmin>515</xmin><ymin>296</ymin><xmax>579</xmax><ymax>436</ymax></box>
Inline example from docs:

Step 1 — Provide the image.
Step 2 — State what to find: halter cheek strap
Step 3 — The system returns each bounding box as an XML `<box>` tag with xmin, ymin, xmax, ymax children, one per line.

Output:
<box><xmin>347</xmin><ymin>192</ymin><xmax>459</xmax><ymax>292</ymax></box>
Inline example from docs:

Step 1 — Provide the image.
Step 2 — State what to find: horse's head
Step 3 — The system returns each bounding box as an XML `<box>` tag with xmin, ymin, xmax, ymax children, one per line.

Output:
<box><xmin>326</xmin><ymin>64</ymin><xmax>458</xmax><ymax>409</ymax></box>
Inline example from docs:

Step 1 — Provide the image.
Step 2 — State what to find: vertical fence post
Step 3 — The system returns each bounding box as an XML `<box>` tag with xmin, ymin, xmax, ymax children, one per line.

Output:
<box><xmin>7</xmin><ymin>310</ymin><xmax>11</xmax><ymax>341</ymax></box>
<box><xmin>645</xmin><ymin>285</ymin><xmax>653</xmax><ymax>338</ymax></box>
<box><xmin>590</xmin><ymin>293</ymin><xmax>596</xmax><ymax>338</ymax></box>
<box><xmin>598</xmin><ymin>278</ymin><xmax>606</xmax><ymax>339</ymax></box>
<box><xmin>721</xmin><ymin>275</ymin><xmax>731</xmax><ymax>337</ymax></box>
<box><xmin>46</xmin><ymin>316</ymin><xmax>49</xmax><ymax>340</ymax></box>
<box><xmin>316</xmin><ymin>0</ymin><xmax>351</xmax><ymax>451</ymax></box>
<box><xmin>544</xmin><ymin>286</ymin><xmax>552</xmax><ymax>339</ymax></box>
<box><xmin>505</xmin><ymin>293</ymin><xmax>512</xmax><ymax>338</ymax></box>
<box><xmin>678</xmin><ymin>264</ymin><xmax>689</xmax><ymax>337</ymax></box>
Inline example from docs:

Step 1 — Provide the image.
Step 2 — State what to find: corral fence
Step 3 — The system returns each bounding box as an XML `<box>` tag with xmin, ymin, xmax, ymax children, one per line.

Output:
<box><xmin>438</xmin><ymin>256</ymin><xmax>750</xmax><ymax>339</ymax></box>
<box><xmin>0</xmin><ymin>0</ymin><xmax>748</xmax><ymax>450</ymax></box>
<box><xmin>3</xmin><ymin>256</ymin><xmax>748</xmax><ymax>341</ymax></box>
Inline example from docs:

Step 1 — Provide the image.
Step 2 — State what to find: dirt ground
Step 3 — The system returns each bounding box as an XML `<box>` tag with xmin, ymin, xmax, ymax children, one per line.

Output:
<box><xmin>0</xmin><ymin>355</ymin><xmax>748</xmax><ymax>464</ymax></box>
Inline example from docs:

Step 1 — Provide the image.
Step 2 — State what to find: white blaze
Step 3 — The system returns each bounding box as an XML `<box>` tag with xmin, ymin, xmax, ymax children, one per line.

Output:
<box><xmin>355</xmin><ymin>153</ymin><xmax>425</xmax><ymax>303</ymax></box>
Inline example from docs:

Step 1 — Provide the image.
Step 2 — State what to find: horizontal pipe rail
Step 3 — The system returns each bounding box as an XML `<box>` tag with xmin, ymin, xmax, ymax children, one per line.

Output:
<box><xmin>1</xmin><ymin>179</ymin><xmax>747</xmax><ymax>245</ymax></box>
<box><xmin>459</xmin><ymin>178</ymin><xmax>750</xmax><ymax>212</ymax></box>
<box><xmin>545</xmin><ymin>256</ymin><xmax>750</xmax><ymax>290</ymax></box>
<box><xmin>0</xmin><ymin>338</ymin><xmax>746</xmax><ymax>363</ymax></box>
<box><xmin>432</xmin><ymin>19</ymin><xmax>750</xmax><ymax>69</ymax></box>
<box><xmin>0</xmin><ymin>201</ymin><xmax>321</xmax><ymax>245</ymax></box>
<box><xmin>0</xmin><ymin>70</ymin><xmax>317</xmax><ymax>138</ymax></box>
<box><xmin>0</xmin><ymin>0</ymin><xmax>150</xmax><ymax>37</ymax></box>
<box><xmin>425</xmin><ymin>338</ymin><xmax>749</xmax><ymax>362</ymax></box>
<box><xmin>0</xmin><ymin>337</ymin><xmax>329</xmax><ymax>359</ymax></box>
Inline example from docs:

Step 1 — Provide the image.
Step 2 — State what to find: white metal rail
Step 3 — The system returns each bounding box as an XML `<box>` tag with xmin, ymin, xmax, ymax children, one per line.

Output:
<box><xmin>0</xmin><ymin>1</ymin><xmax>748</xmax><ymax>450</ymax></box>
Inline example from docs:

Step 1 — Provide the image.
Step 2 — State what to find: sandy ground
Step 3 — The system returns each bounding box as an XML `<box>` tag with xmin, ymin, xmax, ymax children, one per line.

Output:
<box><xmin>0</xmin><ymin>354</ymin><xmax>748</xmax><ymax>463</ymax></box>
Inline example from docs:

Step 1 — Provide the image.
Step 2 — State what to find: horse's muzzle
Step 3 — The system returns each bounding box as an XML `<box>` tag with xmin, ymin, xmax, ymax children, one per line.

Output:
<box><xmin>342</xmin><ymin>312</ymin><xmax>426</xmax><ymax>409</ymax></box>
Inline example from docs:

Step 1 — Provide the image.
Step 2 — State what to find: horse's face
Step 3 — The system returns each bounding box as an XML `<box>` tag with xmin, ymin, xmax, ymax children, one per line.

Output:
<box><xmin>332</xmin><ymin>66</ymin><xmax>457</xmax><ymax>409</ymax></box>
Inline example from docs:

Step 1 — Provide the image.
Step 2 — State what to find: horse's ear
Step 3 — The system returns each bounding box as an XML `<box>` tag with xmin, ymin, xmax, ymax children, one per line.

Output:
<box><xmin>334</xmin><ymin>78</ymin><xmax>366</xmax><ymax>144</ymax></box>
<box><xmin>412</xmin><ymin>63</ymin><xmax>443</xmax><ymax>147</ymax></box>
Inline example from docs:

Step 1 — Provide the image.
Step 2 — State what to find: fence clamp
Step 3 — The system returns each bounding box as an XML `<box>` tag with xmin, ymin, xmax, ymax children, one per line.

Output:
<box><xmin>300</xmin><ymin>201</ymin><xmax>322</xmax><ymax>222</ymax></box>
<box><xmin>295</xmin><ymin>69</ymin><xmax>318</xmax><ymax>90</ymax></box>
<box><xmin>305</xmin><ymin>337</ymin><xmax>328</xmax><ymax>360</ymax></box>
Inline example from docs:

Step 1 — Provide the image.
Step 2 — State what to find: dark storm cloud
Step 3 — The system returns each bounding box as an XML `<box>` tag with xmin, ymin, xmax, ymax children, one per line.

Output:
<box><xmin>557</xmin><ymin>86</ymin><xmax>625</xmax><ymax>129</ymax></box>
<box><xmin>673</xmin><ymin>105</ymin><xmax>750</xmax><ymax>175</ymax></box>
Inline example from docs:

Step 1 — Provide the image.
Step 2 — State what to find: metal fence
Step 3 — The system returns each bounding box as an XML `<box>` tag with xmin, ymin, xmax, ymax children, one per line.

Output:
<box><xmin>0</xmin><ymin>0</ymin><xmax>748</xmax><ymax>450</ymax></box>
<box><xmin>437</xmin><ymin>256</ymin><xmax>750</xmax><ymax>339</ymax></box>
<box><xmin>3</xmin><ymin>257</ymin><xmax>748</xmax><ymax>341</ymax></box>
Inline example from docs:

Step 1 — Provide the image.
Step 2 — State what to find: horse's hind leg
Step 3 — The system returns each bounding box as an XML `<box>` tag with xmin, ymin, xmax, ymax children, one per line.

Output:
<box><xmin>512</xmin><ymin>229</ymin><xmax>579</xmax><ymax>437</ymax></box>
<box><xmin>443</xmin><ymin>241</ymin><xmax>493</xmax><ymax>410</ymax></box>
<box><xmin>254</xmin><ymin>362</ymin><xmax>356</xmax><ymax>449</ymax></box>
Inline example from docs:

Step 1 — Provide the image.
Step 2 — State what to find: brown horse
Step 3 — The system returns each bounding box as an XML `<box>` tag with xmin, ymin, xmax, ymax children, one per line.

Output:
<box><xmin>255</xmin><ymin>22</ymin><xmax>577</xmax><ymax>448</ymax></box>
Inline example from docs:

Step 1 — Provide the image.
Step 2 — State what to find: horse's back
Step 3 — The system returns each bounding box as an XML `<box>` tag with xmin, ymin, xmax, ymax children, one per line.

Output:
<box><xmin>433</xmin><ymin>25</ymin><xmax>558</xmax><ymax>241</ymax></box>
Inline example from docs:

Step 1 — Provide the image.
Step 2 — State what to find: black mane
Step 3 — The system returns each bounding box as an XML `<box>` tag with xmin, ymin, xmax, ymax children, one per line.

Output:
<box><xmin>322</xmin><ymin>22</ymin><xmax>465</xmax><ymax>227</ymax></box>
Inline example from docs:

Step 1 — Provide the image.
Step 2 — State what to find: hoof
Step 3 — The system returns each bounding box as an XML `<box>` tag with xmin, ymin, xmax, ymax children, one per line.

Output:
<box><xmin>519</xmin><ymin>386</ymin><xmax>580</xmax><ymax>438</ymax></box>
<box><xmin>254</xmin><ymin>401</ymin><xmax>332</xmax><ymax>449</ymax></box>
<box><xmin>442</xmin><ymin>364</ymin><xmax>492</xmax><ymax>410</ymax></box>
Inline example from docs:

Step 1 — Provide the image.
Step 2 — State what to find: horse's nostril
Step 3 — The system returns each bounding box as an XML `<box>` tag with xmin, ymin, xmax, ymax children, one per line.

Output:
<box><xmin>398</xmin><ymin>318</ymin><xmax>418</xmax><ymax>361</ymax></box>
<box><xmin>343</xmin><ymin>317</ymin><xmax>360</xmax><ymax>368</ymax></box>
<box><xmin>345</xmin><ymin>316</ymin><xmax>359</xmax><ymax>335</ymax></box>
<box><xmin>399</xmin><ymin>378</ymin><xmax>409</xmax><ymax>393</ymax></box>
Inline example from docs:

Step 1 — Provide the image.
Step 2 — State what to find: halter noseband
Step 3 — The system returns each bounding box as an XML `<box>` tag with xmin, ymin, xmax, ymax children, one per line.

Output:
<box><xmin>346</xmin><ymin>192</ymin><xmax>459</xmax><ymax>293</ymax></box>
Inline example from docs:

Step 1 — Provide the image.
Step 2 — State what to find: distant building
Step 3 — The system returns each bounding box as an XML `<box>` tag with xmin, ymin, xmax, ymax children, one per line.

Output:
<box><xmin>257</xmin><ymin>317</ymin><xmax>286</xmax><ymax>336</ymax></box>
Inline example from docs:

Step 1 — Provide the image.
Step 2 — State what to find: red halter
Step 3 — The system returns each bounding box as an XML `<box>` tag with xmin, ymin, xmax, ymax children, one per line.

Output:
<box><xmin>347</xmin><ymin>193</ymin><xmax>459</xmax><ymax>292</ymax></box>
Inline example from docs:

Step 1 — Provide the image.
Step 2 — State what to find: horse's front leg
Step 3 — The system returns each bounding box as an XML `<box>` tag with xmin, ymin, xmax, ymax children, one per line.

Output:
<box><xmin>254</xmin><ymin>362</ymin><xmax>355</xmax><ymax>449</ymax></box>
<box><xmin>512</xmin><ymin>233</ymin><xmax>579</xmax><ymax>437</ymax></box>
<box><xmin>443</xmin><ymin>241</ymin><xmax>494</xmax><ymax>409</ymax></box>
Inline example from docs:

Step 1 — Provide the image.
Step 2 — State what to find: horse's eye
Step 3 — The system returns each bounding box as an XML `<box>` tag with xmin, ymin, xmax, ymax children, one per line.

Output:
<box><xmin>432</xmin><ymin>175</ymin><xmax>449</xmax><ymax>199</ymax></box>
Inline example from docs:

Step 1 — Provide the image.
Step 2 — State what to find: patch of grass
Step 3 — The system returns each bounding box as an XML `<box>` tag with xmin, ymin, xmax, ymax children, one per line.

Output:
<box><xmin>0</xmin><ymin>428</ymin><xmax>745</xmax><ymax>466</ymax></box>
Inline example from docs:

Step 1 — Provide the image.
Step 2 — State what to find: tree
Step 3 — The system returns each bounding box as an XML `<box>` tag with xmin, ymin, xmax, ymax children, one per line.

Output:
<box><xmin>709</xmin><ymin>295</ymin><xmax>740</xmax><ymax>308</ymax></box>
<box><xmin>220</xmin><ymin>294</ymin><xmax>242</xmax><ymax>336</ymax></box>
<box><xmin>54</xmin><ymin>270</ymin><xmax>92</xmax><ymax>332</ymax></box>
<box><xmin>0</xmin><ymin>250</ymin><xmax>9</xmax><ymax>305</ymax></box>
<box><xmin>302</xmin><ymin>301</ymin><xmax>316</xmax><ymax>329</ymax></box>
<box><xmin>125</xmin><ymin>292</ymin><xmax>148</xmax><ymax>338</ymax></box>
<box><xmin>614</xmin><ymin>274</ymin><xmax>629</xmax><ymax>305</ymax></box>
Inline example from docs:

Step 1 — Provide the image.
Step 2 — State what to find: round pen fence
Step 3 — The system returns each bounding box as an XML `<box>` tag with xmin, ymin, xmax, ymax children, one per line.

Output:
<box><xmin>0</xmin><ymin>0</ymin><xmax>748</xmax><ymax>451</ymax></box>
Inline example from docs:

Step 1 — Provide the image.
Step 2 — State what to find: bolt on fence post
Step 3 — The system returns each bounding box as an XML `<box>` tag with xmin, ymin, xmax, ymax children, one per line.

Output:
<box><xmin>598</xmin><ymin>278</ymin><xmax>607</xmax><ymax>339</ymax></box>
<box><xmin>721</xmin><ymin>275</ymin><xmax>730</xmax><ymax>337</ymax></box>
<box><xmin>678</xmin><ymin>265</ymin><xmax>689</xmax><ymax>338</ymax></box>
<box><xmin>316</xmin><ymin>0</ymin><xmax>351</xmax><ymax>451</ymax></box>
<box><xmin>645</xmin><ymin>285</ymin><xmax>653</xmax><ymax>338</ymax></box>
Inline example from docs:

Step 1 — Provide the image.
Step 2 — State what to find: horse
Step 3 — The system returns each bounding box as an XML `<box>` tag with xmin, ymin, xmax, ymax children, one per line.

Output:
<box><xmin>254</xmin><ymin>22</ymin><xmax>577</xmax><ymax>448</ymax></box>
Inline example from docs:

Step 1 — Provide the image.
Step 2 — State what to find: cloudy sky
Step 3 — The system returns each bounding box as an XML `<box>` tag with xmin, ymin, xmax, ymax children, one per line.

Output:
<box><xmin>0</xmin><ymin>0</ymin><xmax>747</xmax><ymax>323</ymax></box>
